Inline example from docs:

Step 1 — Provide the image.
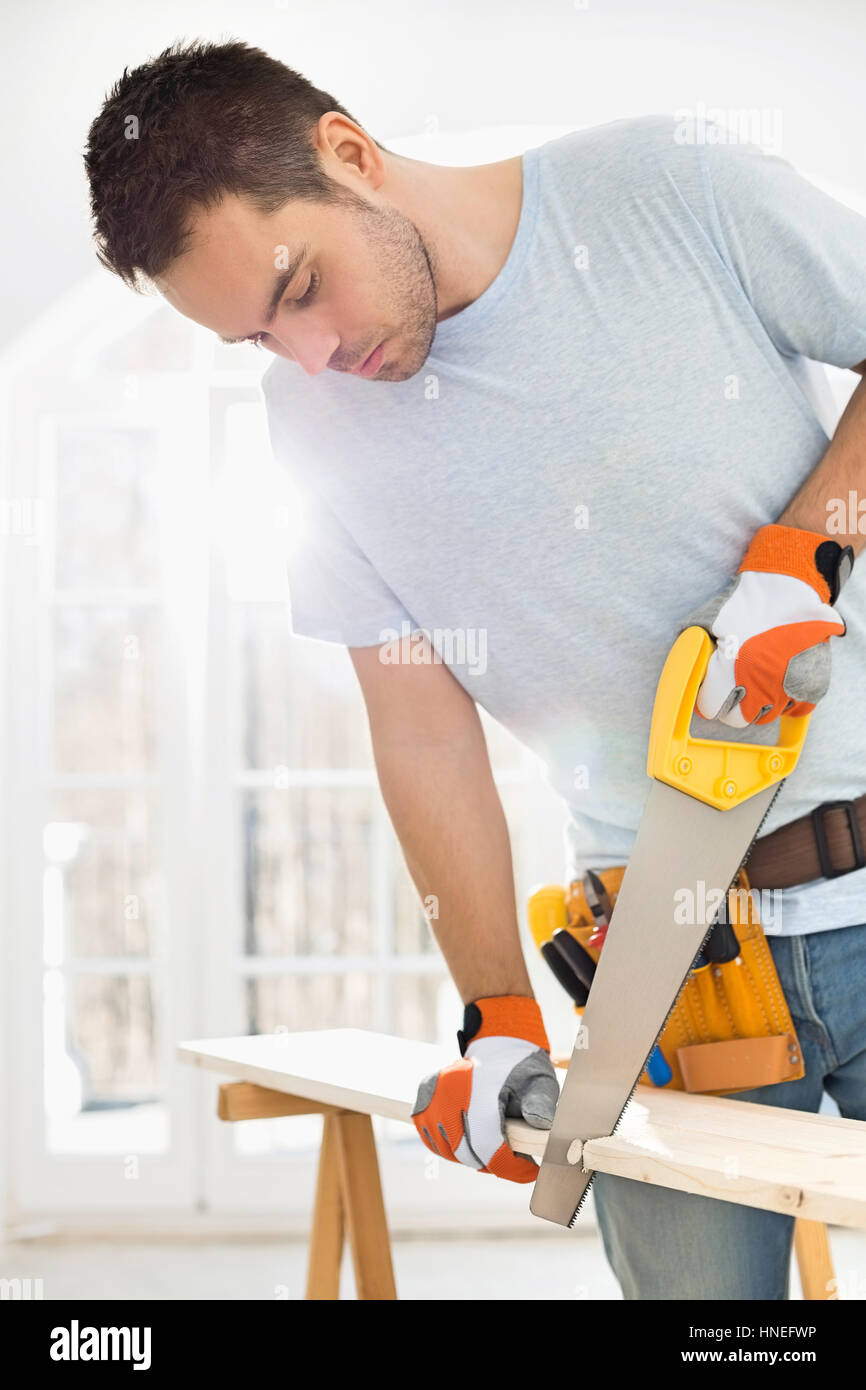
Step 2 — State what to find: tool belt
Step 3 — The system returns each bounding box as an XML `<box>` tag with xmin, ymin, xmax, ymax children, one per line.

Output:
<box><xmin>744</xmin><ymin>793</ymin><xmax>866</xmax><ymax>887</ymax></box>
<box><xmin>529</xmin><ymin>791</ymin><xmax>866</xmax><ymax>1096</ymax></box>
<box><xmin>530</xmin><ymin>788</ymin><xmax>866</xmax><ymax>1096</ymax></box>
<box><xmin>545</xmin><ymin>866</ymin><xmax>805</xmax><ymax>1095</ymax></box>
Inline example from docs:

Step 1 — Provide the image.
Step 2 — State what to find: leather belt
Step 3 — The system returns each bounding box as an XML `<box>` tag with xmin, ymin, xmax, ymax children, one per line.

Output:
<box><xmin>745</xmin><ymin>794</ymin><xmax>866</xmax><ymax>890</ymax></box>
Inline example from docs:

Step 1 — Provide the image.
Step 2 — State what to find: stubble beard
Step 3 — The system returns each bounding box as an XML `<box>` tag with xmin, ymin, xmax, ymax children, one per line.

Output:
<box><xmin>353</xmin><ymin>202</ymin><xmax>440</xmax><ymax>382</ymax></box>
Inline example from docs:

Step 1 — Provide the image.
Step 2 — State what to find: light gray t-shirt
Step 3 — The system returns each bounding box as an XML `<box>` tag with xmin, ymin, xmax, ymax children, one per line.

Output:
<box><xmin>262</xmin><ymin>114</ymin><xmax>866</xmax><ymax>937</ymax></box>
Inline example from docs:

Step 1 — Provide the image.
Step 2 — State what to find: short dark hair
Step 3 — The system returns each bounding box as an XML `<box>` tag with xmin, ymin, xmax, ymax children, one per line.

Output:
<box><xmin>84</xmin><ymin>38</ymin><xmax>386</xmax><ymax>291</ymax></box>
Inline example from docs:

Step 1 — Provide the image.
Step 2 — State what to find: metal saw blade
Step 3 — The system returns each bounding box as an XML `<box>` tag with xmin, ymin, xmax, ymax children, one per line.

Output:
<box><xmin>529</xmin><ymin>778</ymin><xmax>778</xmax><ymax>1227</ymax></box>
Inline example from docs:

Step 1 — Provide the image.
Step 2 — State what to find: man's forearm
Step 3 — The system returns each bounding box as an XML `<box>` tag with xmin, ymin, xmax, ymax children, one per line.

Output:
<box><xmin>369</xmin><ymin>715</ymin><xmax>533</xmax><ymax>1005</ymax></box>
<box><xmin>377</xmin><ymin>730</ymin><xmax>533</xmax><ymax>1004</ymax></box>
<box><xmin>778</xmin><ymin>364</ymin><xmax>866</xmax><ymax>555</ymax></box>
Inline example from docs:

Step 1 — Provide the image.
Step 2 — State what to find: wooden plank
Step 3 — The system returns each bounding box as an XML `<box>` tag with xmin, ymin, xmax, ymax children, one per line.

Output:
<box><xmin>607</xmin><ymin>1085</ymin><xmax>865</xmax><ymax>1152</ymax></box>
<box><xmin>305</xmin><ymin>1114</ymin><xmax>344</xmax><ymax>1300</ymax></box>
<box><xmin>218</xmin><ymin>1081</ymin><xmax>340</xmax><ymax>1121</ymax></box>
<box><xmin>178</xmin><ymin>1028</ymin><xmax>866</xmax><ymax>1230</ymax></box>
<box><xmin>334</xmin><ymin>1113</ymin><xmax>397</xmax><ymax>1300</ymax></box>
<box><xmin>582</xmin><ymin>1118</ymin><xmax>865</xmax><ymax>1230</ymax></box>
<box><xmin>509</xmin><ymin>1089</ymin><xmax>866</xmax><ymax>1229</ymax></box>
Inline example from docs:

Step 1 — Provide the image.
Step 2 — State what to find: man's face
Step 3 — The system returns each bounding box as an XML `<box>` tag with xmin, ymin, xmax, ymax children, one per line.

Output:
<box><xmin>157</xmin><ymin>185</ymin><xmax>439</xmax><ymax>382</ymax></box>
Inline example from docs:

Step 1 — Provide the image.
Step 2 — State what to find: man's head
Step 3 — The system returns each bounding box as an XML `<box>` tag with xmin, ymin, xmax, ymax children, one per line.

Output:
<box><xmin>85</xmin><ymin>40</ymin><xmax>438</xmax><ymax>380</ymax></box>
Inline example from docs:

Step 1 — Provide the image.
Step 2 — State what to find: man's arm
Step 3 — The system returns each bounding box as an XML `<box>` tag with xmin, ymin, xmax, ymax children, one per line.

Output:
<box><xmin>348</xmin><ymin>636</ymin><xmax>533</xmax><ymax>1004</ymax></box>
<box><xmin>689</xmin><ymin>360</ymin><xmax>865</xmax><ymax>727</ymax></box>
<box><xmin>777</xmin><ymin>362</ymin><xmax>866</xmax><ymax>555</ymax></box>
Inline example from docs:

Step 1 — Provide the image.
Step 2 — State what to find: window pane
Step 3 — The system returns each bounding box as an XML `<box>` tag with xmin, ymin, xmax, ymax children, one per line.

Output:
<box><xmin>44</xmin><ymin>791</ymin><xmax>161</xmax><ymax>958</ymax></box>
<box><xmin>67</xmin><ymin>974</ymin><xmax>158</xmax><ymax>1097</ymax></box>
<box><xmin>236</xmin><ymin>603</ymin><xmax>372</xmax><ymax>770</ymax></box>
<box><xmin>52</xmin><ymin>605</ymin><xmax>160</xmax><ymax>773</ymax></box>
<box><xmin>54</xmin><ymin>425</ymin><xmax>160</xmax><ymax>590</ymax></box>
<box><xmin>244</xmin><ymin>972</ymin><xmax>375</xmax><ymax>1034</ymax></box>
<box><xmin>393</xmin><ymin>973</ymin><xmax>450</xmax><ymax>1043</ymax></box>
<box><xmin>242</xmin><ymin>788</ymin><xmax>374</xmax><ymax>956</ymax></box>
<box><xmin>45</xmin><ymin>971</ymin><xmax>166</xmax><ymax>1156</ymax></box>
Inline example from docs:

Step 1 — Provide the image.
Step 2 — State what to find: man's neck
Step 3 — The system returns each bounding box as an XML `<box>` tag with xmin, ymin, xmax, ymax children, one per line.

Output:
<box><xmin>381</xmin><ymin>151</ymin><xmax>524</xmax><ymax>321</ymax></box>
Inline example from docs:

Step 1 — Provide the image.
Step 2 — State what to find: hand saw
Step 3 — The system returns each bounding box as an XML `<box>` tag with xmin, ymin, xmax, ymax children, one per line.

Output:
<box><xmin>530</xmin><ymin>624</ymin><xmax>811</xmax><ymax>1227</ymax></box>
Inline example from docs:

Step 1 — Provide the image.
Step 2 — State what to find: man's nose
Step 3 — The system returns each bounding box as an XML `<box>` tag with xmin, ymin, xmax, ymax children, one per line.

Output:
<box><xmin>268</xmin><ymin>324</ymin><xmax>340</xmax><ymax>375</ymax></box>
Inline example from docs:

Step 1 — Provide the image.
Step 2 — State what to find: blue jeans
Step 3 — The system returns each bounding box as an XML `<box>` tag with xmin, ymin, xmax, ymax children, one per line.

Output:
<box><xmin>592</xmin><ymin>920</ymin><xmax>866</xmax><ymax>1300</ymax></box>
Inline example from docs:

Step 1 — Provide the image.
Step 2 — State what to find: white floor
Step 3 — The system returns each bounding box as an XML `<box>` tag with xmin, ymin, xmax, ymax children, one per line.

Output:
<box><xmin>2</xmin><ymin>1225</ymin><xmax>864</xmax><ymax>1300</ymax></box>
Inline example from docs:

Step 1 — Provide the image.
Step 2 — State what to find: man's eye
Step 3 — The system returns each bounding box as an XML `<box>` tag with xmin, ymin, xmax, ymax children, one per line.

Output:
<box><xmin>238</xmin><ymin>271</ymin><xmax>321</xmax><ymax>346</ymax></box>
<box><xmin>295</xmin><ymin>270</ymin><xmax>320</xmax><ymax>306</ymax></box>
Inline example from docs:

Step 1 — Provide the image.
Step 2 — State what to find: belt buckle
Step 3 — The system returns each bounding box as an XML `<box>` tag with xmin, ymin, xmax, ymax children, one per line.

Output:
<box><xmin>809</xmin><ymin>800</ymin><xmax>866</xmax><ymax>879</ymax></box>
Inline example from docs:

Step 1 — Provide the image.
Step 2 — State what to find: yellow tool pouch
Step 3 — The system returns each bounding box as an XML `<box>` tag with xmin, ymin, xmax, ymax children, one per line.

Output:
<box><xmin>529</xmin><ymin>866</ymin><xmax>805</xmax><ymax>1096</ymax></box>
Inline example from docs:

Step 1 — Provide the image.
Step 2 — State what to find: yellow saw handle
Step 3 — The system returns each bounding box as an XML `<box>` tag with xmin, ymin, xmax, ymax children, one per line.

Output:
<box><xmin>646</xmin><ymin>626</ymin><xmax>810</xmax><ymax>810</ymax></box>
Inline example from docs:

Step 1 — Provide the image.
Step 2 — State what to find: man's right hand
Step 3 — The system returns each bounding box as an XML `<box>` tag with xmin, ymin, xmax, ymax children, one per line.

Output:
<box><xmin>411</xmin><ymin>995</ymin><xmax>559</xmax><ymax>1184</ymax></box>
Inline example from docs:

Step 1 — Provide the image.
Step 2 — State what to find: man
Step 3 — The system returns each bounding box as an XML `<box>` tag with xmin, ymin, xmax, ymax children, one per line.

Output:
<box><xmin>85</xmin><ymin>40</ymin><xmax>866</xmax><ymax>1299</ymax></box>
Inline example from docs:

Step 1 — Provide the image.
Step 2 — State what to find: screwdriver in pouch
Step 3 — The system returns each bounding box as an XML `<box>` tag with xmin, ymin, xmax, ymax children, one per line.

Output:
<box><xmin>540</xmin><ymin>939</ymin><xmax>589</xmax><ymax>1008</ymax></box>
<box><xmin>704</xmin><ymin>918</ymin><xmax>741</xmax><ymax>964</ymax></box>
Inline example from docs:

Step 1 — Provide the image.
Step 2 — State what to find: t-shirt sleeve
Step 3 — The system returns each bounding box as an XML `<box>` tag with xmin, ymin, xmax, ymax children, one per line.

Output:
<box><xmin>285</xmin><ymin>484</ymin><xmax>416</xmax><ymax>646</ymax></box>
<box><xmin>695</xmin><ymin>126</ymin><xmax>866</xmax><ymax>369</ymax></box>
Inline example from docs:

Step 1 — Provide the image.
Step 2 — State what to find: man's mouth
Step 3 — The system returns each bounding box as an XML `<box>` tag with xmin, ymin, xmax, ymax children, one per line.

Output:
<box><xmin>353</xmin><ymin>341</ymin><xmax>385</xmax><ymax>377</ymax></box>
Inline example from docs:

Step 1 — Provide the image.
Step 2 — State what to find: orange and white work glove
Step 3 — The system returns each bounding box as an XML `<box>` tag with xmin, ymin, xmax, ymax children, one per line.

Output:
<box><xmin>684</xmin><ymin>523</ymin><xmax>854</xmax><ymax>728</ymax></box>
<box><xmin>411</xmin><ymin>995</ymin><xmax>558</xmax><ymax>1184</ymax></box>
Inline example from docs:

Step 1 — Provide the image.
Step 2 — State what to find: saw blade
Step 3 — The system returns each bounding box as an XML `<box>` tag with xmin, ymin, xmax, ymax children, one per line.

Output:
<box><xmin>529</xmin><ymin>777</ymin><xmax>779</xmax><ymax>1227</ymax></box>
